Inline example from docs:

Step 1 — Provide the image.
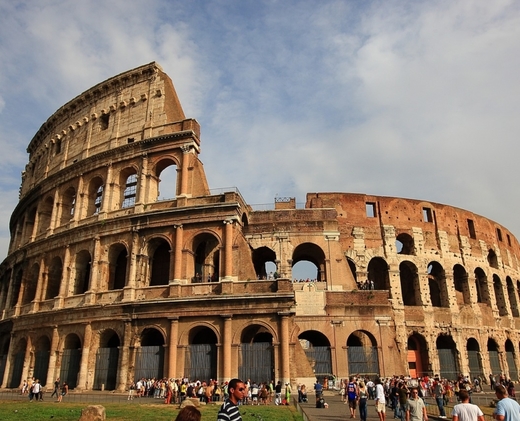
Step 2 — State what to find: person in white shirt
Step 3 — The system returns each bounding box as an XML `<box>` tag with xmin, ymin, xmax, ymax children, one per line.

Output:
<box><xmin>452</xmin><ymin>389</ymin><xmax>484</xmax><ymax>421</ymax></box>
<box><xmin>375</xmin><ymin>378</ymin><xmax>386</xmax><ymax>421</ymax></box>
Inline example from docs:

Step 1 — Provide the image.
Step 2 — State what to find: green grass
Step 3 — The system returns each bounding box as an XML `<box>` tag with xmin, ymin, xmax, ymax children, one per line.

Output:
<box><xmin>0</xmin><ymin>401</ymin><xmax>304</xmax><ymax>421</ymax></box>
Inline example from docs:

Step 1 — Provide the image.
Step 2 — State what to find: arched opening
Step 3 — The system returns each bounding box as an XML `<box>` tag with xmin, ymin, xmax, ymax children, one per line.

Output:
<box><xmin>193</xmin><ymin>233</ymin><xmax>220</xmax><ymax>283</ymax></box>
<box><xmin>33</xmin><ymin>335</ymin><xmax>51</xmax><ymax>386</ymax></box>
<box><xmin>400</xmin><ymin>261</ymin><xmax>421</xmax><ymax>306</ymax></box>
<box><xmin>298</xmin><ymin>330</ymin><xmax>332</xmax><ymax>383</ymax></box>
<box><xmin>396</xmin><ymin>233</ymin><xmax>415</xmax><ymax>255</ymax></box>
<box><xmin>251</xmin><ymin>246</ymin><xmax>277</xmax><ymax>280</ymax></box>
<box><xmin>428</xmin><ymin>262</ymin><xmax>448</xmax><ymax>308</ymax></box>
<box><xmin>93</xmin><ymin>330</ymin><xmax>120</xmax><ymax>390</ymax></box>
<box><xmin>367</xmin><ymin>257</ymin><xmax>390</xmax><ymax>291</ymax></box>
<box><xmin>0</xmin><ymin>334</ymin><xmax>11</xmax><ymax>386</ymax></box>
<box><xmin>38</xmin><ymin>196</ymin><xmax>54</xmax><ymax>236</ymax></box>
<box><xmin>475</xmin><ymin>268</ymin><xmax>491</xmax><ymax>305</ymax></box>
<box><xmin>186</xmin><ymin>326</ymin><xmax>218</xmax><ymax>383</ymax></box>
<box><xmin>488</xmin><ymin>249</ymin><xmax>499</xmax><ymax>269</ymax></box>
<box><xmin>46</xmin><ymin>256</ymin><xmax>63</xmax><ymax>300</ymax></box>
<box><xmin>436</xmin><ymin>335</ymin><xmax>459</xmax><ymax>381</ymax></box>
<box><xmin>149</xmin><ymin>239</ymin><xmax>171</xmax><ymax>286</ymax></box>
<box><xmin>60</xmin><ymin>186</ymin><xmax>76</xmax><ymax>225</ymax></box>
<box><xmin>467</xmin><ymin>338</ymin><xmax>483</xmax><ymax>380</ymax></box>
<box><xmin>453</xmin><ymin>264</ymin><xmax>471</xmax><ymax>305</ymax></box>
<box><xmin>505</xmin><ymin>340</ymin><xmax>518</xmax><ymax>381</ymax></box>
<box><xmin>87</xmin><ymin>177</ymin><xmax>104</xmax><ymax>215</ymax></box>
<box><xmin>21</xmin><ymin>263</ymin><xmax>39</xmax><ymax>305</ymax></box>
<box><xmin>120</xmin><ymin>168</ymin><xmax>138</xmax><ymax>209</ymax></box>
<box><xmin>25</xmin><ymin>207</ymin><xmax>36</xmax><ymax>242</ymax></box>
<box><xmin>0</xmin><ymin>269</ymin><xmax>11</xmax><ymax>311</ymax></box>
<box><xmin>292</xmin><ymin>260</ymin><xmax>318</xmax><ymax>282</ymax></box>
<box><xmin>108</xmin><ymin>244</ymin><xmax>128</xmax><ymax>290</ymax></box>
<box><xmin>506</xmin><ymin>277</ymin><xmax>519</xmax><ymax>317</ymax></box>
<box><xmin>135</xmin><ymin>328</ymin><xmax>165</xmax><ymax>381</ymax></box>
<box><xmin>347</xmin><ymin>331</ymin><xmax>379</xmax><ymax>377</ymax></box>
<box><xmin>347</xmin><ymin>258</ymin><xmax>357</xmax><ymax>282</ymax></box>
<box><xmin>74</xmin><ymin>250</ymin><xmax>91</xmax><ymax>295</ymax></box>
<box><xmin>239</xmin><ymin>325</ymin><xmax>274</xmax><ymax>384</ymax></box>
<box><xmin>493</xmin><ymin>275</ymin><xmax>508</xmax><ymax>316</ymax></box>
<box><xmin>155</xmin><ymin>159</ymin><xmax>177</xmax><ymax>200</ymax></box>
<box><xmin>60</xmin><ymin>334</ymin><xmax>82</xmax><ymax>389</ymax></box>
<box><xmin>9</xmin><ymin>267</ymin><xmax>23</xmax><ymax>309</ymax></box>
<box><xmin>488</xmin><ymin>338</ymin><xmax>501</xmax><ymax>375</ymax></box>
<box><xmin>407</xmin><ymin>334</ymin><xmax>430</xmax><ymax>378</ymax></box>
<box><xmin>8</xmin><ymin>337</ymin><xmax>26</xmax><ymax>388</ymax></box>
<box><xmin>292</xmin><ymin>243</ymin><xmax>326</xmax><ymax>282</ymax></box>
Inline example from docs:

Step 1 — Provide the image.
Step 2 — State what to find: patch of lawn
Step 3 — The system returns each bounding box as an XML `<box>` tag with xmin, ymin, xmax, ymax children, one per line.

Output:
<box><xmin>0</xmin><ymin>401</ymin><xmax>303</xmax><ymax>421</ymax></box>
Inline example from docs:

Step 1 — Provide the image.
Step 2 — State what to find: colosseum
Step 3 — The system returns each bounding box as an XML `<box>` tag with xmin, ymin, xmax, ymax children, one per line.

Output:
<box><xmin>0</xmin><ymin>62</ymin><xmax>518</xmax><ymax>392</ymax></box>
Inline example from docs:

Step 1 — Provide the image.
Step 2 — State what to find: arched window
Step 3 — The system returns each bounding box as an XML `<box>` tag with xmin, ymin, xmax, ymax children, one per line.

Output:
<box><xmin>122</xmin><ymin>172</ymin><xmax>138</xmax><ymax>208</ymax></box>
<box><xmin>87</xmin><ymin>177</ymin><xmax>104</xmax><ymax>215</ymax></box>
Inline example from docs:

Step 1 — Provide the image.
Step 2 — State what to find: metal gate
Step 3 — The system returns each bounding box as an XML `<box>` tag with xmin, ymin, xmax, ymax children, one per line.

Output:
<box><xmin>33</xmin><ymin>350</ymin><xmax>50</xmax><ymax>385</ymax></box>
<box><xmin>506</xmin><ymin>351</ymin><xmax>518</xmax><ymax>381</ymax></box>
<box><xmin>347</xmin><ymin>346</ymin><xmax>379</xmax><ymax>376</ymax></box>
<box><xmin>304</xmin><ymin>346</ymin><xmax>332</xmax><ymax>380</ymax></box>
<box><xmin>239</xmin><ymin>342</ymin><xmax>273</xmax><ymax>384</ymax></box>
<box><xmin>438</xmin><ymin>348</ymin><xmax>459</xmax><ymax>381</ymax></box>
<box><xmin>93</xmin><ymin>347</ymin><xmax>119</xmax><ymax>390</ymax></box>
<box><xmin>8</xmin><ymin>351</ymin><xmax>24</xmax><ymax>388</ymax></box>
<box><xmin>134</xmin><ymin>346</ymin><xmax>164</xmax><ymax>381</ymax></box>
<box><xmin>467</xmin><ymin>350</ymin><xmax>483</xmax><ymax>380</ymax></box>
<box><xmin>186</xmin><ymin>344</ymin><xmax>217</xmax><ymax>382</ymax></box>
<box><xmin>60</xmin><ymin>348</ymin><xmax>81</xmax><ymax>389</ymax></box>
<box><xmin>489</xmin><ymin>350</ymin><xmax>501</xmax><ymax>375</ymax></box>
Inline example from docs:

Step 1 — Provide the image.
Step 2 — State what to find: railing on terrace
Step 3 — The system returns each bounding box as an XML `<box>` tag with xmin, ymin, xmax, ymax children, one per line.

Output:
<box><xmin>249</xmin><ymin>202</ymin><xmax>307</xmax><ymax>211</ymax></box>
<box><xmin>157</xmin><ymin>186</ymin><xmax>243</xmax><ymax>202</ymax></box>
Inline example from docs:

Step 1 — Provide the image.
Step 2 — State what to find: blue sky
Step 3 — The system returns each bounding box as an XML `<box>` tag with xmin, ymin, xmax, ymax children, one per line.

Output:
<box><xmin>1</xmin><ymin>0</ymin><xmax>520</xmax><ymax>273</ymax></box>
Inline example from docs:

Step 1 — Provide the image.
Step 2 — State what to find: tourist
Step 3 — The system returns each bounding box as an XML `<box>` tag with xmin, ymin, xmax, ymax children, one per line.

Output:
<box><xmin>431</xmin><ymin>377</ymin><xmax>446</xmax><ymax>418</ymax></box>
<box><xmin>284</xmin><ymin>382</ymin><xmax>292</xmax><ymax>405</ymax></box>
<box><xmin>217</xmin><ymin>378</ymin><xmax>246</xmax><ymax>421</ymax></box>
<box><xmin>398</xmin><ymin>382</ymin><xmax>410</xmax><ymax>421</ymax></box>
<box><xmin>347</xmin><ymin>376</ymin><xmax>359</xmax><ymax>418</ymax></box>
<box><xmin>493</xmin><ymin>384</ymin><xmax>520</xmax><ymax>421</ymax></box>
<box><xmin>175</xmin><ymin>406</ymin><xmax>201</xmax><ymax>421</ymax></box>
<box><xmin>50</xmin><ymin>378</ymin><xmax>60</xmax><ymax>398</ymax></box>
<box><xmin>31</xmin><ymin>379</ymin><xmax>41</xmax><ymax>402</ymax></box>
<box><xmin>275</xmin><ymin>380</ymin><xmax>282</xmax><ymax>405</ymax></box>
<box><xmin>375</xmin><ymin>377</ymin><xmax>387</xmax><ymax>421</ymax></box>
<box><xmin>452</xmin><ymin>389</ymin><xmax>484</xmax><ymax>421</ymax></box>
<box><xmin>358</xmin><ymin>381</ymin><xmax>369</xmax><ymax>421</ymax></box>
<box><xmin>57</xmin><ymin>381</ymin><xmax>68</xmax><ymax>402</ymax></box>
<box><xmin>406</xmin><ymin>387</ymin><xmax>428</xmax><ymax>421</ymax></box>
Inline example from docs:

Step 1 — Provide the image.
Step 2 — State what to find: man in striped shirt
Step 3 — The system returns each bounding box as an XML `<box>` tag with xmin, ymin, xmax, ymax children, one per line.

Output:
<box><xmin>217</xmin><ymin>378</ymin><xmax>246</xmax><ymax>421</ymax></box>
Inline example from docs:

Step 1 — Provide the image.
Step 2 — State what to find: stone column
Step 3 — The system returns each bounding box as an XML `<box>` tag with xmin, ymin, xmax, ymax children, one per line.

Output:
<box><xmin>180</xmin><ymin>145</ymin><xmax>191</xmax><ymax>196</ymax></box>
<box><xmin>72</xmin><ymin>175</ymin><xmax>84</xmax><ymax>224</ymax></box>
<box><xmin>117</xmin><ymin>321</ymin><xmax>132</xmax><ymax>391</ymax></box>
<box><xmin>136</xmin><ymin>153</ymin><xmax>148</xmax><ymax>206</ymax></box>
<box><xmin>55</xmin><ymin>245</ymin><xmax>70</xmax><ymax>309</ymax></box>
<box><xmin>279</xmin><ymin>312</ymin><xmax>291</xmax><ymax>385</ymax></box>
<box><xmin>20</xmin><ymin>336</ymin><xmax>32</xmax><ymax>389</ymax></box>
<box><xmin>173</xmin><ymin>225</ymin><xmax>183</xmax><ymax>282</ymax></box>
<box><xmin>76</xmin><ymin>323</ymin><xmax>92</xmax><ymax>390</ymax></box>
<box><xmin>45</xmin><ymin>326</ymin><xmax>60</xmax><ymax>389</ymax></box>
<box><xmin>86</xmin><ymin>236</ymin><xmax>101</xmax><ymax>303</ymax></box>
<box><xmin>222</xmin><ymin>315</ymin><xmax>233</xmax><ymax>382</ymax></box>
<box><xmin>3</xmin><ymin>270</ymin><xmax>16</xmax><ymax>314</ymax></box>
<box><xmin>223</xmin><ymin>220</ymin><xmax>234</xmax><ymax>280</ymax></box>
<box><xmin>168</xmin><ymin>318</ymin><xmax>179</xmax><ymax>379</ymax></box>
<box><xmin>0</xmin><ymin>333</ymin><xmax>14</xmax><ymax>387</ymax></box>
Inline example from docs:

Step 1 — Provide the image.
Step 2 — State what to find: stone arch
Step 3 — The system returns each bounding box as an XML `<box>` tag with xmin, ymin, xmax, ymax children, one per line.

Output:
<box><xmin>428</xmin><ymin>261</ymin><xmax>448</xmax><ymax>308</ymax></box>
<box><xmin>475</xmin><ymin>267</ymin><xmax>491</xmax><ymax>305</ymax></box>
<box><xmin>453</xmin><ymin>264</ymin><xmax>470</xmax><ymax>305</ymax></box>
<box><xmin>119</xmin><ymin>166</ymin><xmax>139</xmax><ymax>209</ymax></box>
<box><xmin>134</xmin><ymin>327</ymin><xmax>165</xmax><ymax>381</ymax></box>
<box><xmin>74</xmin><ymin>250</ymin><xmax>92</xmax><ymax>295</ymax></box>
<box><xmin>367</xmin><ymin>257</ymin><xmax>390</xmax><ymax>291</ymax></box>
<box><xmin>252</xmin><ymin>246</ymin><xmax>276</xmax><ymax>280</ymax></box>
<box><xmin>8</xmin><ymin>336</ymin><xmax>27</xmax><ymax>388</ymax></box>
<box><xmin>488</xmin><ymin>249</ymin><xmax>499</xmax><ymax>269</ymax></box>
<box><xmin>86</xmin><ymin>175</ymin><xmax>104</xmax><ymax>216</ymax></box>
<box><xmin>505</xmin><ymin>339</ymin><xmax>518</xmax><ymax>381</ymax></box>
<box><xmin>93</xmin><ymin>329</ymin><xmax>120</xmax><ymax>390</ymax></box>
<box><xmin>9</xmin><ymin>266</ymin><xmax>23</xmax><ymax>309</ymax></box>
<box><xmin>493</xmin><ymin>274</ymin><xmax>508</xmax><ymax>316</ymax></box>
<box><xmin>60</xmin><ymin>333</ymin><xmax>82</xmax><ymax>389</ymax></box>
<box><xmin>33</xmin><ymin>335</ymin><xmax>51</xmax><ymax>386</ymax></box>
<box><xmin>241</xmin><ymin>213</ymin><xmax>249</xmax><ymax>227</ymax></box>
<box><xmin>24</xmin><ymin>207</ymin><xmax>37</xmax><ymax>243</ymax></box>
<box><xmin>347</xmin><ymin>330</ymin><xmax>379</xmax><ymax>376</ymax></box>
<box><xmin>239</xmin><ymin>323</ymin><xmax>275</xmax><ymax>384</ymax></box>
<box><xmin>292</xmin><ymin>242</ymin><xmax>327</xmax><ymax>283</ymax></box>
<box><xmin>298</xmin><ymin>330</ymin><xmax>332</xmax><ymax>382</ymax></box>
<box><xmin>192</xmin><ymin>232</ymin><xmax>221</xmax><ymax>283</ymax></box>
<box><xmin>347</xmin><ymin>257</ymin><xmax>357</xmax><ymax>282</ymax></box>
<box><xmin>21</xmin><ymin>263</ymin><xmax>39</xmax><ymax>305</ymax></box>
<box><xmin>108</xmin><ymin>243</ymin><xmax>128</xmax><ymax>290</ymax></box>
<box><xmin>37</xmin><ymin>196</ymin><xmax>54</xmax><ymax>236</ymax></box>
<box><xmin>506</xmin><ymin>276</ymin><xmax>519</xmax><ymax>317</ymax></box>
<box><xmin>407</xmin><ymin>333</ymin><xmax>430</xmax><ymax>378</ymax></box>
<box><xmin>147</xmin><ymin>237</ymin><xmax>171</xmax><ymax>286</ymax></box>
<box><xmin>400</xmin><ymin>261</ymin><xmax>421</xmax><ymax>306</ymax></box>
<box><xmin>488</xmin><ymin>337</ymin><xmax>502</xmax><ymax>375</ymax></box>
<box><xmin>60</xmin><ymin>185</ymin><xmax>76</xmax><ymax>225</ymax></box>
<box><xmin>46</xmin><ymin>256</ymin><xmax>62</xmax><ymax>300</ymax></box>
<box><xmin>467</xmin><ymin>338</ymin><xmax>483</xmax><ymax>380</ymax></box>
<box><xmin>154</xmin><ymin>157</ymin><xmax>179</xmax><ymax>201</ymax></box>
<box><xmin>396</xmin><ymin>232</ymin><xmax>415</xmax><ymax>255</ymax></box>
<box><xmin>186</xmin><ymin>325</ymin><xmax>218</xmax><ymax>383</ymax></box>
<box><xmin>436</xmin><ymin>335</ymin><xmax>459</xmax><ymax>380</ymax></box>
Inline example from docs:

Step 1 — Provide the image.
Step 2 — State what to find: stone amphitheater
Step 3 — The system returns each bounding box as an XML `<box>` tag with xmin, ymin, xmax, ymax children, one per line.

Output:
<box><xmin>0</xmin><ymin>62</ymin><xmax>518</xmax><ymax>391</ymax></box>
